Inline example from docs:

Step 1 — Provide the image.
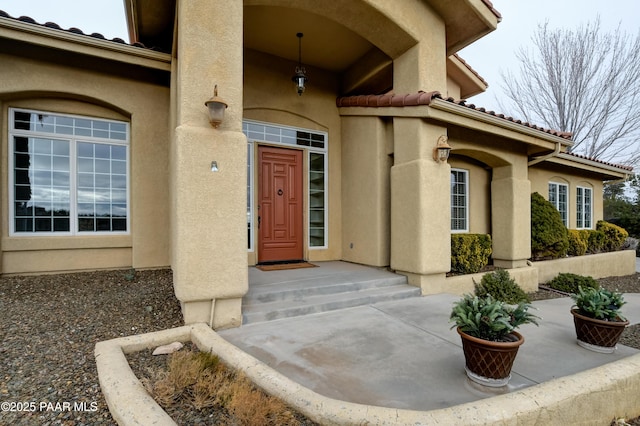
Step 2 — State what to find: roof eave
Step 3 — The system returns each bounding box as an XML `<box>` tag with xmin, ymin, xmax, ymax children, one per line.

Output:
<box><xmin>428</xmin><ymin>97</ymin><xmax>573</xmax><ymax>147</ymax></box>
<box><xmin>550</xmin><ymin>153</ymin><xmax>632</xmax><ymax>180</ymax></box>
<box><xmin>0</xmin><ymin>16</ymin><xmax>171</xmax><ymax>71</ymax></box>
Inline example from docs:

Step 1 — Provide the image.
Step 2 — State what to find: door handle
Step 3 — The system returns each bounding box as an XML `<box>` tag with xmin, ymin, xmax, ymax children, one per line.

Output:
<box><xmin>258</xmin><ymin>215</ymin><xmax>261</xmax><ymax>229</ymax></box>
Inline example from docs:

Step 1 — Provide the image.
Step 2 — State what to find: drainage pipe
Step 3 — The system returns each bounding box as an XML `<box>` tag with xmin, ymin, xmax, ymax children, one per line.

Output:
<box><xmin>528</xmin><ymin>142</ymin><xmax>561</xmax><ymax>166</ymax></box>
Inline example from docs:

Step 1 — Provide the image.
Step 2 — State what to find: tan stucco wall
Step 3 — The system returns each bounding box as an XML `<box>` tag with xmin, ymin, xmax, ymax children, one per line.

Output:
<box><xmin>529</xmin><ymin>163</ymin><xmax>605</xmax><ymax>228</ymax></box>
<box><xmin>341</xmin><ymin>116</ymin><xmax>392</xmax><ymax>266</ymax></box>
<box><xmin>0</xmin><ymin>54</ymin><xmax>170</xmax><ymax>275</ymax></box>
<box><xmin>535</xmin><ymin>250</ymin><xmax>636</xmax><ymax>283</ymax></box>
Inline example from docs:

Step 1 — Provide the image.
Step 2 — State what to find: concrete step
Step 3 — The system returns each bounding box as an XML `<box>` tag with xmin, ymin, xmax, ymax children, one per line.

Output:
<box><xmin>242</xmin><ymin>283</ymin><xmax>421</xmax><ymax>324</ymax></box>
<box><xmin>244</xmin><ymin>274</ymin><xmax>409</xmax><ymax>304</ymax></box>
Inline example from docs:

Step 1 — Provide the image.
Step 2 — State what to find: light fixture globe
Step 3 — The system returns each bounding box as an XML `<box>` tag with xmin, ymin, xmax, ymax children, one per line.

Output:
<box><xmin>433</xmin><ymin>135</ymin><xmax>452</xmax><ymax>163</ymax></box>
<box><xmin>292</xmin><ymin>67</ymin><xmax>308</xmax><ymax>96</ymax></box>
<box><xmin>204</xmin><ymin>85</ymin><xmax>228</xmax><ymax>128</ymax></box>
<box><xmin>292</xmin><ymin>32</ymin><xmax>308</xmax><ymax>96</ymax></box>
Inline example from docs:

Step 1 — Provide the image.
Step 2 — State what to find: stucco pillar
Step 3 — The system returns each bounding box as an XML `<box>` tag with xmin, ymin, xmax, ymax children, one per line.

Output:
<box><xmin>171</xmin><ymin>0</ymin><xmax>247</xmax><ymax>329</ymax></box>
<box><xmin>393</xmin><ymin>14</ymin><xmax>446</xmax><ymax>94</ymax></box>
<box><xmin>491</xmin><ymin>165</ymin><xmax>531</xmax><ymax>268</ymax></box>
<box><xmin>390</xmin><ymin>118</ymin><xmax>450</xmax><ymax>293</ymax></box>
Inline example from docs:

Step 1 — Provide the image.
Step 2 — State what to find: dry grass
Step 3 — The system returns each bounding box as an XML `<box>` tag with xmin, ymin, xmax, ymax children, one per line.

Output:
<box><xmin>141</xmin><ymin>349</ymin><xmax>301</xmax><ymax>426</ymax></box>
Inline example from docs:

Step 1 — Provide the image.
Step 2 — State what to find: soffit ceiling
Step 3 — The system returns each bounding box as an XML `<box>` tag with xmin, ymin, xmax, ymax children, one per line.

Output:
<box><xmin>244</xmin><ymin>6</ymin><xmax>375</xmax><ymax>72</ymax></box>
<box><xmin>127</xmin><ymin>0</ymin><xmax>498</xmax><ymax>72</ymax></box>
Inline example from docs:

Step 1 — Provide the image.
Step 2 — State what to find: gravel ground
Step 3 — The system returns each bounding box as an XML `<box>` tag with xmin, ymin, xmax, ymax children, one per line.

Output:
<box><xmin>1</xmin><ymin>268</ymin><xmax>639</xmax><ymax>425</ymax></box>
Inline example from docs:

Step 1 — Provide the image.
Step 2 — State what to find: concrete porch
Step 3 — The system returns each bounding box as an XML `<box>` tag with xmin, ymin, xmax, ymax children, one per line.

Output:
<box><xmin>243</xmin><ymin>261</ymin><xmax>421</xmax><ymax>324</ymax></box>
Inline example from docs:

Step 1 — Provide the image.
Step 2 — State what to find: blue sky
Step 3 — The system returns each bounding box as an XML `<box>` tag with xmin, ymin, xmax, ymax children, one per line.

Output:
<box><xmin>1</xmin><ymin>0</ymin><xmax>638</xmax><ymax>114</ymax></box>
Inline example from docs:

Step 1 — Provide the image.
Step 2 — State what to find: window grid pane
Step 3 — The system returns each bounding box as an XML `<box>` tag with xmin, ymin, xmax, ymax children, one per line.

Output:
<box><xmin>10</xmin><ymin>109</ymin><xmax>128</xmax><ymax>235</ymax></box>
<box><xmin>577</xmin><ymin>187</ymin><xmax>593</xmax><ymax>229</ymax></box>
<box><xmin>13</xmin><ymin>136</ymin><xmax>71</xmax><ymax>233</ymax></box>
<box><xmin>549</xmin><ymin>182</ymin><xmax>568</xmax><ymax>227</ymax></box>
<box><xmin>451</xmin><ymin>170</ymin><xmax>468</xmax><ymax>231</ymax></box>
<box><xmin>309</xmin><ymin>153</ymin><xmax>326</xmax><ymax>247</ymax></box>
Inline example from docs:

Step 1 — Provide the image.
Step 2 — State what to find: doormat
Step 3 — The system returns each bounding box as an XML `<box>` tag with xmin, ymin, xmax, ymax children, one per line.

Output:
<box><xmin>256</xmin><ymin>262</ymin><xmax>317</xmax><ymax>271</ymax></box>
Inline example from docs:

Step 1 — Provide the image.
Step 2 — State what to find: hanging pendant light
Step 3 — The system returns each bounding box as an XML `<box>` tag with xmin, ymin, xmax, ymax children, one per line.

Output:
<box><xmin>292</xmin><ymin>32</ymin><xmax>308</xmax><ymax>96</ymax></box>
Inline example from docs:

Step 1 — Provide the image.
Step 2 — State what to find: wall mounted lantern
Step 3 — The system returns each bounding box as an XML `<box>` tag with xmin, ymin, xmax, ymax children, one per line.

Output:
<box><xmin>204</xmin><ymin>85</ymin><xmax>228</xmax><ymax>128</ymax></box>
<box><xmin>433</xmin><ymin>135</ymin><xmax>452</xmax><ymax>163</ymax></box>
<box><xmin>292</xmin><ymin>32</ymin><xmax>308</xmax><ymax>96</ymax></box>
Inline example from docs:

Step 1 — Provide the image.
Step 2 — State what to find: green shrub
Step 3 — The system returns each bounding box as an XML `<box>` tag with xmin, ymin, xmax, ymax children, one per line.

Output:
<box><xmin>547</xmin><ymin>273</ymin><xmax>599</xmax><ymax>294</ymax></box>
<box><xmin>585</xmin><ymin>229</ymin><xmax>606</xmax><ymax>254</ymax></box>
<box><xmin>596</xmin><ymin>220</ymin><xmax>628</xmax><ymax>252</ymax></box>
<box><xmin>451</xmin><ymin>234</ymin><xmax>492</xmax><ymax>274</ymax></box>
<box><xmin>567</xmin><ymin>230</ymin><xmax>588</xmax><ymax>256</ymax></box>
<box><xmin>474</xmin><ymin>269</ymin><xmax>530</xmax><ymax>304</ymax></box>
<box><xmin>531</xmin><ymin>192</ymin><xmax>569</xmax><ymax>260</ymax></box>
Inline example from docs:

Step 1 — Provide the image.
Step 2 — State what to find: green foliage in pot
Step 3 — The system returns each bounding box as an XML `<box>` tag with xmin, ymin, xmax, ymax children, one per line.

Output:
<box><xmin>571</xmin><ymin>286</ymin><xmax>626</xmax><ymax>321</ymax></box>
<box><xmin>474</xmin><ymin>269</ymin><xmax>529</xmax><ymax>304</ymax></box>
<box><xmin>450</xmin><ymin>294</ymin><xmax>539</xmax><ymax>342</ymax></box>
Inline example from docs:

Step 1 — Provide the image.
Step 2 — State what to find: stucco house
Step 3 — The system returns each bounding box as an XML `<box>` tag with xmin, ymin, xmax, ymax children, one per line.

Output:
<box><xmin>0</xmin><ymin>1</ymin><xmax>632</xmax><ymax>329</ymax></box>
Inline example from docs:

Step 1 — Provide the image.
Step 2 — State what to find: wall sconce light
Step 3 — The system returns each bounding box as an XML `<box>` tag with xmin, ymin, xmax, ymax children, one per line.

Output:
<box><xmin>433</xmin><ymin>135</ymin><xmax>452</xmax><ymax>163</ymax></box>
<box><xmin>291</xmin><ymin>32</ymin><xmax>308</xmax><ymax>96</ymax></box>
<box><xmin>204</xmin><ymin>85</ymin><xmax>228</xmax><ymax>128</ymax></box>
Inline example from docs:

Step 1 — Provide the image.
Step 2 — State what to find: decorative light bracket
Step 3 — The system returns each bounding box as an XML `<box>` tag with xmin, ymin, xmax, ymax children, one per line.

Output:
<box><xmin>204</xmin><ymin>85</ymin><xmax>228</xmax><ymax>128</ymax></box>
<box><xmin>433</xmin><ymin>135</ymin><xmax>452</xmax><ymax>163</ymax></box>
<box><xmin>292</xmin><ymin>32</ymin><xmax>308</xmax><ymax>96</ymax></box>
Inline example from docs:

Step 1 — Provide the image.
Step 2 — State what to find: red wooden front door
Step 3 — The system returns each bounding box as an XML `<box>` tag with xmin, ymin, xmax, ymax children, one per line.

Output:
<box><xmin>258</xmin><ymin>146</ymin><xmax>304</xmax><ymax>263</ymax></box>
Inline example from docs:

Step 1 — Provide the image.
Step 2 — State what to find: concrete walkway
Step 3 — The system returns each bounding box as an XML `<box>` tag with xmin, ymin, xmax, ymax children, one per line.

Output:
<box><xmin>220</xmin><ymin>289</ymin><xmax>640</xmax><ymax>411</ymax></box>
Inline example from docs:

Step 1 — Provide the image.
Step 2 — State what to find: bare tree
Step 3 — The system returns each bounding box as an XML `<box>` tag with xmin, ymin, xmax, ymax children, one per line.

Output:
<box><xmin>499</xmin><ymin>19</ymin><xmax>640</xmax><ymax>167</ymax></box>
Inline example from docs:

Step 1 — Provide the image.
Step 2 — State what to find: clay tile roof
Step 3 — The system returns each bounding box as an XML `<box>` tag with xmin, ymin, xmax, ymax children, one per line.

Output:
<box><xmin>564</xmin><ymin>152</ymin><xmax>634</xmax><ymax>172</ymax></box>
<box><xmin>337</xmin><ymin>91</ymin><xmax>573</xmax><ymax>140</ymax></box>
<box><xmin>336</xmin><ymin>91</ymin><xmax>442</xmax><ymax>108</ymax></box>
<box><xmin>0</xmin><ymin>9</ymin><xmax>165</xmax><ymax>52</ymax></box>
<box><xmin>452</xmin><ymin>53</ymin><xmax>488</xmax><ymax>87</ymax></box>
<box><xmin>481</xmin><ymin>0</ymin><xmax>502</xmax><ymax>20</ymax></box>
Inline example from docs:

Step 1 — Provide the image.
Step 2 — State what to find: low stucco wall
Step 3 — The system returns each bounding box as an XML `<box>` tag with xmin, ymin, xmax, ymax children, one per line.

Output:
<box><xmin>535</xmin><ymin>250</ymin><xmax>636</xmax><ymax>283</ymax></box>
<box><xmin>96</xmin><ymin>323</ymin><xmax>640</xmax><ymax>426</ymax></box>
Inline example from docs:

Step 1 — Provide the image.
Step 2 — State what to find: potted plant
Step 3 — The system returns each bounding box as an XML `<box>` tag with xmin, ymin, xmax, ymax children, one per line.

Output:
<box><xmin>450</xmin><ymin>293</ymin><xmax>539</xmax><ymax>387</ymax></box>
<box><xmin>571</xmin><ymin>286</ymin><xmax>628</xmax><ymax>353</ymax></box>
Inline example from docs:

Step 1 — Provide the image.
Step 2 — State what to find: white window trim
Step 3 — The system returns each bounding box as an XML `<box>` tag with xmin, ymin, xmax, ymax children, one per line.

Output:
<box><xmin>9</xmin><ymin>108</ymin><xmax>130</xmax><ymax>236</ymax></box>
<box><xmin>576</xmin><ymin>185</ymin><xmax>593</xmax><ymax>230</ymax></box>
<box><xmin>451</xmin><ymin>168</ymin><xmax>469</xmax><ymax>233</ymax></box>
<box><xmin>549</xmin><ymin>181</ymin><xmax>569</xmax><ymax>227</ymax></box>
<box><xmin>247</xmin><ymin>142</ymin><xmax>254</xmax><ymax>251</ymax></box>
<box><xmin>308</xmin><ymin>151</ymin><xmax>328</xmax><ymax>249</ymax></box>
<box><xmin>242</xmin><ymin>119</ymin><xmax>328</xmax><ymax>250</ymax></box>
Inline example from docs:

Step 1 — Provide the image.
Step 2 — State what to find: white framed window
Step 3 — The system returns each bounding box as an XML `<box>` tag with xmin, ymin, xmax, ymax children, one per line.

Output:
<box><xmin>247</xmin><ymin>142</ymin><xmax>254</xmax><ymax>250</ymax></box>
<box><xmin>451</xmin><ymin>168</ymin><xmax>469</xmax><ymax>232</ymax></box>
<box><xmin>576</xmin><ymin>186</ymin><xmax>593</xmax><ymax>229</ymax></box>
<box><xmin>548</xmin><ymin>182</ymin><xmax>569</xmax><ymax>227</ymax></box>
<box><xmin>9</xmin><ymin>108</ymin><xmax>129</xmax><ymax>235</ymax></box>
<box><xmin>242</xmin><ymin>120</ymin><xmax>328</xmax><ymax>250</ymax></box>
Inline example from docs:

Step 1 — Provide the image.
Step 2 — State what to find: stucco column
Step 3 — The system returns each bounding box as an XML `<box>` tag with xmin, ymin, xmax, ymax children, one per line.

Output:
<box><xmin>393</xmin><ymin>7</ymin><xmax>446</xmax><ymax>95</ymax></box>
<box><xmin>390</xmin><ymin>118</ymin><xmax>450</xmax><ymax>294</ymax></box>
<box><xmin>491</xmin><ymin>165</ymin><xmax>531</xmax><ymax>269</ymax></box>
<box><xmin>171</xmin><ymin>0</ymin><xmax>247</xmax><ymax>329</ymax></box>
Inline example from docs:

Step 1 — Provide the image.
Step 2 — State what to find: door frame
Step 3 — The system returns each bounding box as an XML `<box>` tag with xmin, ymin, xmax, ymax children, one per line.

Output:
<box><xmin>243</xmin><ymin>119</ymin><xmax>328</xmax><ymax>265</ymax></box>
<box><xmin>256</xmin><ymin>145</ymin><xmax>305</xmax><ymax>263</ymax></box>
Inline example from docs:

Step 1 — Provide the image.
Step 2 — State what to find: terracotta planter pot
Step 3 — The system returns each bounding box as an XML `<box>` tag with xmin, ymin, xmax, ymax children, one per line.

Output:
<box><xmin>457</xmin><ymin>327</ymin><xmax>523</xmax><ymax>387</ymax></box>
<box><xmin>571</xmin><ymin>309</ymin><xmax>629</xmax><ymax>353</ymax></box>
